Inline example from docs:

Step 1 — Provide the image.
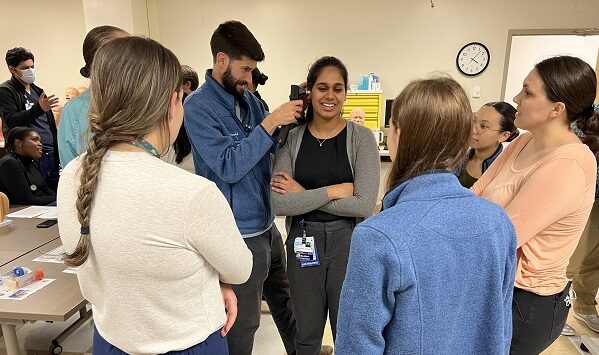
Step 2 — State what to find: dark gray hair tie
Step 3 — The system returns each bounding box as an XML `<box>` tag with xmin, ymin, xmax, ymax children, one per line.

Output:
<box><xmin>80</xmin><ymin>225</ymin><xmax>90</xmax><ymax>235</ymax></box>
<box><xmin>80</xmin><ymin>66</ymin><xmax>90</xmax><ymax>78</ymax></box>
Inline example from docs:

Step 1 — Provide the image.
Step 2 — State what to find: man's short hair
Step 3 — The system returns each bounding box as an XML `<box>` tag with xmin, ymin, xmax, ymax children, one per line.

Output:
<box><xmin>5</xmin><ymin>47</ymin><xmax>34</xmax><ymax>67</ymax></box>
<box><xmin>210</xmin><ymin>21</ymin><xmax>264</xmax><ymax>62</ymax></box>
<box><xmin>181</xmin><ymin>65</ymin><xmax>199</xmax><ymax>91</ymax></box>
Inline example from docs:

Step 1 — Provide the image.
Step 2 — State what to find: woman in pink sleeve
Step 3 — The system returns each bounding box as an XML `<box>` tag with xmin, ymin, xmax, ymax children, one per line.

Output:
<box><xmin>472</xmin><ymin>55</ymin><xmax>599</xmax><ymax>354</ymax></box>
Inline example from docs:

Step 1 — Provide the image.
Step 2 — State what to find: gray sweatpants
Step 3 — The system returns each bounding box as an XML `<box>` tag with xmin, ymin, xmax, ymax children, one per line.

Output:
<box><xmin>286</xmin><ymin>218</ymin><xmax>355</xmax><ymax>355</ymax></box>
<box><xmin>228</xmin><ymin>225</ymin><xmax>296</xmax><ymax>355</ymax></box>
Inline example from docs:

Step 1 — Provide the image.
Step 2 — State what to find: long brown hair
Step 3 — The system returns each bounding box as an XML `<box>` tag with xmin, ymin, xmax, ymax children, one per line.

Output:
<box><xmin>535</xmin><ymin>56</ymin><xmax>599</xmax><ymax>155</ymax></box>
<box><xmin>387</xmin><ymin>77</ymin><xmax>472</xmax><ymax>190</ymax></box>
<box><xmin>63</xmin><ymin>36</ymin><xmax>181</xmax><ymax>267</ymax></box>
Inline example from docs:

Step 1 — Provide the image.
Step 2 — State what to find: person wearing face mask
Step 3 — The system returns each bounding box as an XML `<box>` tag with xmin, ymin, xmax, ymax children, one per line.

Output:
<box><xmin>0</xmin><ymin>47</ymin><xmax>60</xmax><ymax>191</ymax></box>
<box><xmin>454</xmin><ymin>101</ymin><xmax>519</xmax><ymax>188</ymax></box>
<box><xmin>0</xmin><ymin>127</ymin><xmax>56</xmax><ymax>205</ymax></box>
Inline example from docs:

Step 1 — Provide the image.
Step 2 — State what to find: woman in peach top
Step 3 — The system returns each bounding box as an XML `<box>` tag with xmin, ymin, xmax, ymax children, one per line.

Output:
<box><xmin>472</xmin><ymin>55</ymin><xmax>599</xmax><ymax>354</ymax></box>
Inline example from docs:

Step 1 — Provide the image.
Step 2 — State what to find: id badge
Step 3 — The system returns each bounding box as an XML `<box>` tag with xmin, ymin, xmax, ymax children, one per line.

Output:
<box><xmin>300</xmin><ymin>241</ymin><xmax>320</xmax><ymax>268</ymax></box>
<box><xmin>293</xmin><ymin>236</ymin><xmax>320</xmax><ymax>268</ymax></box>
<box><xmin>294</xmin><ymin>236</ymin><xmax>314</xmax><ymax>254</ymax></box>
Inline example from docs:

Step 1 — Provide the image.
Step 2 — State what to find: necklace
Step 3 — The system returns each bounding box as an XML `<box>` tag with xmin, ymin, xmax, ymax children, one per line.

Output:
<box><xmin>312</xmin><ymin>118</ymin><xmax>345</xmax><ymax>147</ymax></box>
<box><xmin>316</xmin><ymin>138</ymin><xmax>328</xmax><ymax>147</ymax></box>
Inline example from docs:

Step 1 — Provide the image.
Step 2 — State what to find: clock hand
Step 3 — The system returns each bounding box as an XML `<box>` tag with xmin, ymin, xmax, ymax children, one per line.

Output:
<box><xmin>472</xmin><ymin>59</ymin><xmax>479</xmax><ymax>64</ymax></box>
<box><xmin>472</xmin><ymin>50</ymin><xmax>482</xmax><ymax>60</ymax></box>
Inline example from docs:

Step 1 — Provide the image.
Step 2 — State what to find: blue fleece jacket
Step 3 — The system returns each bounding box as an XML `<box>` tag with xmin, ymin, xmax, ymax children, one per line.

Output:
<box><xmin>335</xmin><ymin>171</ymin><xmax>517</xmax><ymax>355</ymax></box>
<box><xmin>184</xmin><ymin>70</ymin><xmax>276</xmax><ymax>235</ymax></box>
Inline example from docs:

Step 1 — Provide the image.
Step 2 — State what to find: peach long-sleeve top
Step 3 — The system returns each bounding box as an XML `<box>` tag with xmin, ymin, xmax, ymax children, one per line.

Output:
<box><xmin>472</xmin><ymin>133</ymin><xmax>596</xmax><ymax>295</ymax></box>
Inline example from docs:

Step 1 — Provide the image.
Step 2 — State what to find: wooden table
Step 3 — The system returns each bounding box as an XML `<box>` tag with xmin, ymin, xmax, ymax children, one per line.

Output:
<box><xmin>0</xmin><ymin>207</ymin><xmax>60</xmax><ymax>267</ymax></box>
<box><xmin>0</xmin><ymin>207</ymin><xmax>89</xmax><ymax>354</ymax></box>
<box><xmin>0</xmin><ymin>250</ymin><xmax>28</xmax><ymax>269</ymax></box>
<box><xmin>0</xmin><ymin>239</ymin><xmax>88</xmax><ymax>355</ymax></box>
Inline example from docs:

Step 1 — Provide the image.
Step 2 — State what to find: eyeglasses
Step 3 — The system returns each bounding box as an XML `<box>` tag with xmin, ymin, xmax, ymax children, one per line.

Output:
<box><xmin>472</xmin><ymin>119</ymin><xmax>501</xmax><ymax>133</ymax></box>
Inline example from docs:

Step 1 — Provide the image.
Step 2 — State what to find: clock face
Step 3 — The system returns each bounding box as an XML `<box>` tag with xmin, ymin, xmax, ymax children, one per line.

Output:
<box><xmin>456</xmin><ymin>42</ymin><xmax>490</xmax><ymax>76</ymax></box>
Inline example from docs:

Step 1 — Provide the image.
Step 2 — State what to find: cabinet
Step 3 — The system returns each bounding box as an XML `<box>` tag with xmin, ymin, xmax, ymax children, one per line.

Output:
<box><xmin>342</xmin><ymin>92</ymin><xmax>383</xmax><ymax>129</ymax></box>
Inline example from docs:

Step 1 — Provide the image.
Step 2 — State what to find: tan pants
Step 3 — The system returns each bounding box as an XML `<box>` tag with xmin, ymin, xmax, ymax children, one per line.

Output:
<box><xmin>567</xmin><ymin>200</ymin><xmax>599</xmax><ymax>315</ymax></box>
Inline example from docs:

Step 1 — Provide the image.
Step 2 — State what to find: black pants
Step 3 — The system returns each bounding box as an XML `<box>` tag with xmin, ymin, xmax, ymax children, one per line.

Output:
<box><xmin>510</xmin><ymin>282</ymin><xmax>571</xmax><ymax>355</ymax></box>
<box><xmin>227</xmin><ymin>225</ymin><xmax>296</xmax><ymax>355</ymax></box>
<box><xmin>286</xmin><ymin>219</ymin><xmax>355</xmax><ymax>355</ymax></box>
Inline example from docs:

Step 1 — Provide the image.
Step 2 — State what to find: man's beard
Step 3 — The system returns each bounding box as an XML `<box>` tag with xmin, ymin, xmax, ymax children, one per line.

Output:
<box><xmin>223</xmin><ymin>66</ymin><xmax>248</xmax><ymax>100</ymax></box>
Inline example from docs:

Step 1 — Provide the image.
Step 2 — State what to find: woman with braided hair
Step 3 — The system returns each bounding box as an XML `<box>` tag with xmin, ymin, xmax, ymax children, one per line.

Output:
<box><xmin>57</xmin><ymin>36</ymin><xmax>252</xmax><ymax>354</ymax></box>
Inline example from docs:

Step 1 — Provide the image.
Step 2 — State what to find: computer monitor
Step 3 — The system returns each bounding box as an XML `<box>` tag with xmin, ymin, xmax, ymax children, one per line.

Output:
<box><xmin>384</xmin><ymin>99</ymin><xmax>394</xmax><ymax>128</ymax></box>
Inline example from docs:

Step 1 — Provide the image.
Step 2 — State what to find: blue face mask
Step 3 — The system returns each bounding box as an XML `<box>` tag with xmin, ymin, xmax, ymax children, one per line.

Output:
<box><xmin>17</xmin><ymin>68</ymin><xmax>35</xmax><ymax>84</ymax></box>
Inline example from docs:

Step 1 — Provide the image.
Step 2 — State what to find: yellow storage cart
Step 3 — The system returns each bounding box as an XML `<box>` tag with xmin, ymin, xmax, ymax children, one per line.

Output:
<box><xmin>342</xmin><ymin>92</ymin><xmax>383</xmax><ymax>129</ymax></box>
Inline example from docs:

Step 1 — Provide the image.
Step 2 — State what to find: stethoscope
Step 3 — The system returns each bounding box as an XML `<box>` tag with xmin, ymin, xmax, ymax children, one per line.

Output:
<box><xmin>10</xmin><ymin>151</ymin><xmax>38</xmax><ymax>192</ymax></box>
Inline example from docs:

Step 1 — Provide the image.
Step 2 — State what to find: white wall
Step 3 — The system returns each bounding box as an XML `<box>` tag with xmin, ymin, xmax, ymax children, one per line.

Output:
<box><xmin>83</xmin><ymin>0</ymin><xmax>135</xmax><ymax>33</ymax></box>
<box><xmin>0</xmin><ymin>0</ymin><xmax>151</xmax><ymax>110</ymax></box>
<box><xmin>504</xmin><ymin>35</ymin><xmax>599</xmax><ymax>104</ymax></box>
<box><xmin>153</xmin><ymin>0</ymin><xmax>599</xmax><ymax>122</ymax></box>
<box><xmin>1</xmin><ymin>0</ymin><xmax>599</xmax><ymax>121</ymax></box>
<box><xmin>83</xmin><ymin>0</ymin><xmax>150</xmax><ymax>35</ymax></box>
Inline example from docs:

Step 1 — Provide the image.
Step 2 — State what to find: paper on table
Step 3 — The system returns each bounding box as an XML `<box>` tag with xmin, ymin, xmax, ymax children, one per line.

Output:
<box><xmin>32</xmin><ymin>245</ymin><xmax>65</xmax><ymax>263</ymax></box>
<box><xmin>6</xmin><ymin>206</ymin><xmax>56</xmax><ymax>219</ymax></box>
<box><xmin>0</xmin><ymin>278</ymin><xmax>55</xmax><ymax>300</ymax></box>
<box><xmin>36</xmin><ymin>209</ymin><xmax>58</xmax><ymax>220</ymax></box>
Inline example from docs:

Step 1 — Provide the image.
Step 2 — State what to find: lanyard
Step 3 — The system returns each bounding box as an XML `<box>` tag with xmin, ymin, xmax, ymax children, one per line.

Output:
<box><xmin>131</xmin><ymin>138</ymin><xmax>160</xmax><ymax>158</ymax></box>
<box><xmin>299</xmin><ymin>219</ymin><xmax>307</xmax><ymax>238</ymax></box>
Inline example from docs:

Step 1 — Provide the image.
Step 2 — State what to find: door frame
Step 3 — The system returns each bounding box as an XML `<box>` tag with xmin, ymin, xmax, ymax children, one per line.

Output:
<box><xmin>500</xmin><ymin>28</ymin><xmax>599</xmax><ymax>100</ymax></box>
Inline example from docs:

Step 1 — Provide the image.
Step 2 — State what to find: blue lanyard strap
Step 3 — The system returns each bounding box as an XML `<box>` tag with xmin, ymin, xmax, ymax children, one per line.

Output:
<box><xmin>298</xmin><ymin>219</ymin><xmax>307</xmax><ymax>237</ymax></box>
<box><xmin>131</xmin><ymin>138</ymin><xmax>160</xmax><ymax>158</ymax></box>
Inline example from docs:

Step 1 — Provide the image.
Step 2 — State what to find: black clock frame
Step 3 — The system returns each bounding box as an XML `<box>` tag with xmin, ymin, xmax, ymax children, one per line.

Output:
<box><xmin>456</xmin><ymin>42</ymin><xmax>490</xmax><ymax>77</ymax></box>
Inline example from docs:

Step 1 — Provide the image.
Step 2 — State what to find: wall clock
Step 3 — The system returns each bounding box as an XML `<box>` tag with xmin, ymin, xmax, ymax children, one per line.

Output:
<box><xmin>457</xmin><ymin>42</ymin><xmax>490</xmax><ymax>76</ymax></box>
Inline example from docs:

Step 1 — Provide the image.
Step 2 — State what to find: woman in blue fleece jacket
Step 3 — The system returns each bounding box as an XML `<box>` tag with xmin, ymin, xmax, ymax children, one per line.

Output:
<box><xmin>335</xmin><ymin>77</ymin><xmax>517</xmax><ymax>355</ymax></box>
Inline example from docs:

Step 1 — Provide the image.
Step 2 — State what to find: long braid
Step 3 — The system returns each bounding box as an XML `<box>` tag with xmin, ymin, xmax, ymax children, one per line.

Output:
<box><xmin>61</xmin><ymin>36</ymin><xmax>182</xmax><ymax>267</ymax></box>
<box><xmin>63</xmin><ymin>125</ymin><xmax>110</xmax><ymax>266</ymax></box>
